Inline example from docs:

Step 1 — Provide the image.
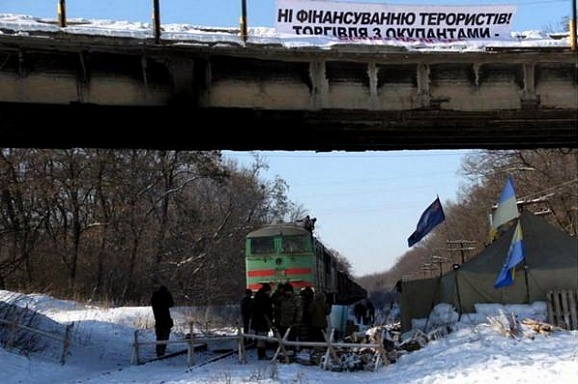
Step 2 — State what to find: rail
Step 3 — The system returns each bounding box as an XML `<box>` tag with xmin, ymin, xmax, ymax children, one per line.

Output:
<box><xmin>54</xmin><ymin>0</ymin><xmax>250</xmax><ymax>43</ymax></box>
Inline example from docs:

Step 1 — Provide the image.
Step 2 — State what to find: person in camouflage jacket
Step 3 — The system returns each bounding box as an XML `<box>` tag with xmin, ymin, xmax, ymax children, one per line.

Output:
<box><xmin>275</xmin><ymin>283</ymin><xmax>302</xmax><ymax>347</ymax></box>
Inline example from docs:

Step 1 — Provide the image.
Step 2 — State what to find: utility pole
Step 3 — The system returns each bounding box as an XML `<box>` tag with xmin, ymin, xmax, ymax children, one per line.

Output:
<box><xmin>446</xmin><ymin>240</ymin><xmax>476</xmax><ymax>264</ymax></box>
<box><xmin>431</xmin><ymin>255</ymin><xmax>451</xmax><ymax>277</ymax></box>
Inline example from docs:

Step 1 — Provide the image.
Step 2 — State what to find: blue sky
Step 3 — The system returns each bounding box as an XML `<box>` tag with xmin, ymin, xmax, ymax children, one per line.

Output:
<box><xmin>3</xmin><ymin>1</ymin><xmax>571</xmax><ymax>276</ymax></box>
<box><xmin>3</xmin><ymin>0</ymin><xmax>573</xmax><ymax>31</ymax></box>
<box><xmin>223</xmin><ymin>150</ymin><xmax>472</xmax><ymax>276</ymax></box>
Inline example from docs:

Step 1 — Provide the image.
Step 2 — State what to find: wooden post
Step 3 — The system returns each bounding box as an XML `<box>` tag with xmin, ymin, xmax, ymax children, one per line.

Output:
<box><xmin>152</xmin><ymin>0</ymin><xmax>161</xmax><ymax>44</ymax></box>
<box><xmin>271</xmin><ymin>327</ymin><xmax>291</xmax><ymax>363</ymax></box>
<box><xmin>238</xmin><ymin>326</ymin><xmax>247</xmax><ymax>363</ymax></box>
<box><xmin>131</xmin><ymin>330</ymin><xmax>140</xmax><ymax>365</ymax></box>
<box><xmin>6</xmin><ymin>318</ymin><xmax>19</xmax><ymax>349</ymax></box>
<box><xmin>186</xmin><ymin>321</ymin><xmax>195</xmax><ymax>366</ymax></box>
<box><xmin>372</xmin><ymin>331</ymin><xmax>387</xmax><ymax>371</ymax></box>
<box><xmin>57</xmin><ymin>0</ymin><xmax>66</xmax><ymax>28</ymax></box>
<box><xmin>265</xmin><ymin>314</ymin><xmax>288</xmax><ymax>363</ymax></box>
<box><xmin>321</xmin><ymin>328</ymin><xmax>340</xmax><ymax>370</ymax></box>
<box><xmin>60</xmin><ymin>322</ymin><xmax>74</xmax><ymax>365</ymax></box>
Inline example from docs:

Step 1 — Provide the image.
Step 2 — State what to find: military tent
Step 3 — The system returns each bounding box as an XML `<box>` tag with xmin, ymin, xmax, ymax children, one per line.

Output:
<box><xmin>400</xmin><ymin>211</ymin><xmax>578</xmax><ymax>332</ymax></box>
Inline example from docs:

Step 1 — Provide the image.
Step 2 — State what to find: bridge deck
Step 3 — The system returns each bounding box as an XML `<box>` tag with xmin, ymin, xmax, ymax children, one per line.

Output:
<box><xmin>0</xmin><ymin>25</ymin><xmax>576</xmax><ymax>150</ymax></box>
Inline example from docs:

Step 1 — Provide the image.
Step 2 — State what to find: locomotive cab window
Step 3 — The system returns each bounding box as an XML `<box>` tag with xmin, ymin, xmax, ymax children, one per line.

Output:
<box><xmin>282</xmin><ymin>236</ymin><xmax>309</xmax><ymax>253</ymax></box>
<box><xmin>250</xmin><ymin>237</ymin><xmax>275</xmax><ymax>254</ymax></box>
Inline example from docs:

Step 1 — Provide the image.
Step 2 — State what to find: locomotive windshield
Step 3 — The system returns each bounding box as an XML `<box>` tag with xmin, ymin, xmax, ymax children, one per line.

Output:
<box><xmin>249</xmin><ymin>234</ymin><xmax>309</xmax><ymax>254</ymax></box>
<box><xmin>250</xmin><ymin>237</ymin><xmax>275</xmax><ymax>254</ymax></box>
<box><xmin>282</xmin><ymin>235</ymin><xmax>309</xmax><ymax>253</ymax></box>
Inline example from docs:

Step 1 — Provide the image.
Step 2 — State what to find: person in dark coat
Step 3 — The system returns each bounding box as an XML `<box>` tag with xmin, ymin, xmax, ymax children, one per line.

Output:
<box><xmin>299</xmin><ymin>286</ymin><xmax>315</xmax><ymax>341</ymax></box>
<box><xmin>271</xmin><ymin>283</ymin><xmax>285</xmax><ymax>328</ymax></box>
<box><xmin>151</xmin><ymin>285</ymin><xmax>175</xmax><ymax>357</ymax></box>
<box><xmin>365</xmin><ymin>300</ymin><xmax>375</xmax><ymax>326</ymax></box>
<box><xmin>300</xmin><ymin>286</ymin><xmax>314</xmax><ymax>325</ymax></box>
<box><xmin>308</xmin><ymin>291</ymin><xmax>330</xmax><ymax>343</ymax></box>
<box><xmin>276</xmin><ymin>283</ymin><xmax>302</xmax><ymax>349</ymax></box>
<box><xmin>240</xmin><ymin>288</ymin><xmax>254</xmax><ymax>338</ymax></box>
<box><xmin>251</xmin><ymin>283</ymin><xmax>273</xmax><ymax>360</ymax></box>
<box><xmin>354</xmin><ymin>300</ymin><xmax>366</xmax><ymax>325</ymax></box>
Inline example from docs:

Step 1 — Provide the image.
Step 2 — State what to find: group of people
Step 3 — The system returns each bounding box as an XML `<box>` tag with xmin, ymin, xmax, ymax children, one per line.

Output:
<box><xmin>149</xmin><ymin>282</ymin><xmax>332</xmax><ymax>360</ymax></box>
<box><xmin>241</xmin><ymin>282</ymin><xmax>331</xmax><ymax>360</ymax></box>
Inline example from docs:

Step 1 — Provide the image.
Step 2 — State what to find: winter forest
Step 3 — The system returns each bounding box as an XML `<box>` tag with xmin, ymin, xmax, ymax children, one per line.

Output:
<box><xmin>0</xmin><ymin>149</ymin><xmax>576</xmax><ymax>308</ymax></box>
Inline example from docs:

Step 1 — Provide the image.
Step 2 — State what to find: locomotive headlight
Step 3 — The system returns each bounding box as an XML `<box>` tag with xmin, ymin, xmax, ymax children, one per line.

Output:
<box><xmin>275</xmin><ymin>257</ymin><xmax>283</xmax><ymax>265</ymax></box>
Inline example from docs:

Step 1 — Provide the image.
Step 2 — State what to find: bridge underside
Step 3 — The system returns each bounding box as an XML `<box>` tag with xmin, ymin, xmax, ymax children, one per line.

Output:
<box><xmin>1</xmin><ymin>102</ymin><xmax>575</xmax><ymax>150</ymax></box>
<box><xmin>0</xmin><ymin>32</ymin><xmax>576</xmax><ymax>150</ymax></box>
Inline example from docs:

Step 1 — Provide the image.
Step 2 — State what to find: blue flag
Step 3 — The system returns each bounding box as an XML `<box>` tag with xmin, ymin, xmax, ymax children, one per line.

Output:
<box><xmin>408</xmin><ymin>197</ymin><xmax>445</xmax><ymax>247</ymax></box>
<box><xmin>494</xmin><ymin>221</ymin><xmax>525</xmax><ymax>288</ymax></box>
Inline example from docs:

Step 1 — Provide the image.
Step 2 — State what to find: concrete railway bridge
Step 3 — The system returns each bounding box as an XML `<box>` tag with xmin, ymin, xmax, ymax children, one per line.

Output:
<box><xmin>0</xmin><ymin>30</ymin><xmax>576</xmax><ymax>150</ymax></box>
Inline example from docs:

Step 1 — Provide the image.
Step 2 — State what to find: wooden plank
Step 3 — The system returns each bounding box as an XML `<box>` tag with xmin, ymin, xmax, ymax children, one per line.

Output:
<box><xmin>552</xmin><ymin>290</ymin><xmax>564</xmax><ymax>328</ymax></box>
<box><xmin>546</xmin><ymin>291</ymin><xmax>554</xmax><ymax>325</ymax></box>
<box><xmin>547</xmin><ymin>290</ymin><xmax>578</xmax><ymax>331</ymax></box>
<box><xmin>560</xmin><ymin>290</ymin><xmax>570</xmax><ymax>329</ymax></box>
<box><xmin>321</xmin><ymin>329</ymin><xmax>340</xmax><ymax>370</ymax></box>
<box><xmin>271</xmin><ymin>328</ymin><xmax>291</xmax><ymax>363</ymax></box>
<box><xmin>570</xmin><ymin>291</ymin><xmax>578</xmax><ymax>330</ymax></box>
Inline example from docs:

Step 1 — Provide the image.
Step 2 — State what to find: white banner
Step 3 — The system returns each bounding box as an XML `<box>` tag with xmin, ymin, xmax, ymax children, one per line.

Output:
<box><xmin>275</xmin><ymin>0</ymin><xmax>517</xmax><ymax>42</ymax></box>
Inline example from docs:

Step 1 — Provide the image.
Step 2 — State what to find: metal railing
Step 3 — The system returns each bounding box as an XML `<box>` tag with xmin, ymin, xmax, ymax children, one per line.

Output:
<box><xmin>55</xmin><ymin>0</ymin><xmax>250</xmax><ymax>43</ymax></box>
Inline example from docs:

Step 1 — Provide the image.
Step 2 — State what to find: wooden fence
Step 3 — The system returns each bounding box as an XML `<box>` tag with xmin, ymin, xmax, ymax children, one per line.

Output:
<box><xmin>132</xmin><ymin>322</ymin><xmax>387</xmax><ymax>371</ymax></box>
<box><xmin>546</xmin><ymin>290</ymin><xmax>578</xmax><ymax>330</ymax></box>
<box><xmin>0</xmin><ymin>317</ymin><xmax>74</xmax><ymax>364</ymax></box>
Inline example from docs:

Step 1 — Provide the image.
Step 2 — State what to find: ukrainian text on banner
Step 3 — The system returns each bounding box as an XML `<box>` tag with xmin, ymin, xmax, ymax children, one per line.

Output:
<box><xmin>275</xmin><ymin>0</ymin><xmax>516</xmax><ymax>42</ymax></box>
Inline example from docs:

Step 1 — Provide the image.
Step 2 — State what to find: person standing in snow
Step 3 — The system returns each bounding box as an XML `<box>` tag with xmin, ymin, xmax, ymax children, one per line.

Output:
<box><xmin>299</xmin><ymin>286</ymin><xmax>314</xmax><ymax>341</ymax></box>
<box><xmin>354</xmin><ymin>300</ymin><xmax>366</xmax><ymax>325</ymax></box>
<box><xmin>365</xmin><ymin>300</ymin><xmax>375</xmax><ymax>326</ymax></box>
<box><xmin>251</xmin><ymin>283</ymin><xmax>273</xmax><ymax>360</ymax></box>
<box><xmin>276</xmin><ymin>283</ymin><xmax>302</xmax><ymax>350</ymax></box>
<box><xmin>151</xmin><ymin>285</ymin><xmax>175</xmax><ymax>357</ymax></box>
<box><xmin>308</xmin><ymin>291</ymin><xmax>330</xmax><ymax>343</ymax></box>
<box><xmin>240</xmin><ymin>288</ymin><xmax>254</xmax><ymax>339</ymax></box>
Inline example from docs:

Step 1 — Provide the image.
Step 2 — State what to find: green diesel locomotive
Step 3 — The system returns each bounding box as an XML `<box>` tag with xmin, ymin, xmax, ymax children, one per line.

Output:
<box><xmin>245</xmin><ymin>220</ymin><xmax>366</xmax><ymax>305</ymax></box>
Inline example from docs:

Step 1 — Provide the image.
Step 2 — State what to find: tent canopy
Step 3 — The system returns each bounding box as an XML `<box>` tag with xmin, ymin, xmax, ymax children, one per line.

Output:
<box><xmin>400</xmin><ymin>211</ymin><xmax>578</xmax><ymax>331</ymax></box>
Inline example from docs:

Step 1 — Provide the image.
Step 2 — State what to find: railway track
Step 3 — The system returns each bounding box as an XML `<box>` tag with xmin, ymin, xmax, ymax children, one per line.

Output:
<box><xmin>141</xmin><ymin>342</ymin><xmax>256</xmax><ymax>367</ymax></box>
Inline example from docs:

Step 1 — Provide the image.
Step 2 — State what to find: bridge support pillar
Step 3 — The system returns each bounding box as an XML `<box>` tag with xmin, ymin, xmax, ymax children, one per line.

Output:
<box><xmin>167</xmin><ymin>58</ymin><xmax>202</xmax><ymax>106</ymax></box>
<box><xmin>415</xmin><ymin>63</ymin><xmax>431</xmax><ymax>108</ymax></box>
<box><xmin>367</xmin><ymin>63</ymin><xmax>379</xmax><ymax>110</ymax></box>
<box><xmin>521</xmin><ymin>63</ymin><xmax>540</xmax><ymax>110</ymax></box>
<box><xmin>309</xmin><ymin>61</ymin><xmax>328</xmax><ymax>110</ymax></box>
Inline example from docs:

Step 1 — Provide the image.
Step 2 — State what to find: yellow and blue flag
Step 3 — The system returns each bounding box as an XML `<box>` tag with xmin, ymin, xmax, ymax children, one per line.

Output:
<box><xmin>489</xmin><ymin>176</ymin><xmax>519</xmax><ymax>242</ymax></box>
<box><xmin>408</xmin><ymin>197</ymin><xmax>445</xmax><ymax>247</ymax></box>
<box><xmin>494</xmin><ymin>221</ymin><xmax>525</xmax><ymax>288</ymax></box>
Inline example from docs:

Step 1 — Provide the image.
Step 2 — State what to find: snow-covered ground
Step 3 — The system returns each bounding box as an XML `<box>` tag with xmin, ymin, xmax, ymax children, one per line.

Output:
<box><xmin>1</xmin><ymin>290</ymin><xmax>577</xmax><ymax>384</ymax></box>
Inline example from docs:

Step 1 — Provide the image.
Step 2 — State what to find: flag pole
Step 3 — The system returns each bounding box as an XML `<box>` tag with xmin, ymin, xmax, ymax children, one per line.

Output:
<box><xmin>522</xmin><ymin>261</ymin><xmax>530</xmax><ymax>303</ymax></box>
<box><xmin>519</xmin><ymin>212</ymin><xmax>530</xmax><ymax>303</ymax></box>
<box><xmin>452</xmin><ymin>263</ymin><xmax>463</xmax><ymax>320</ymax></box>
